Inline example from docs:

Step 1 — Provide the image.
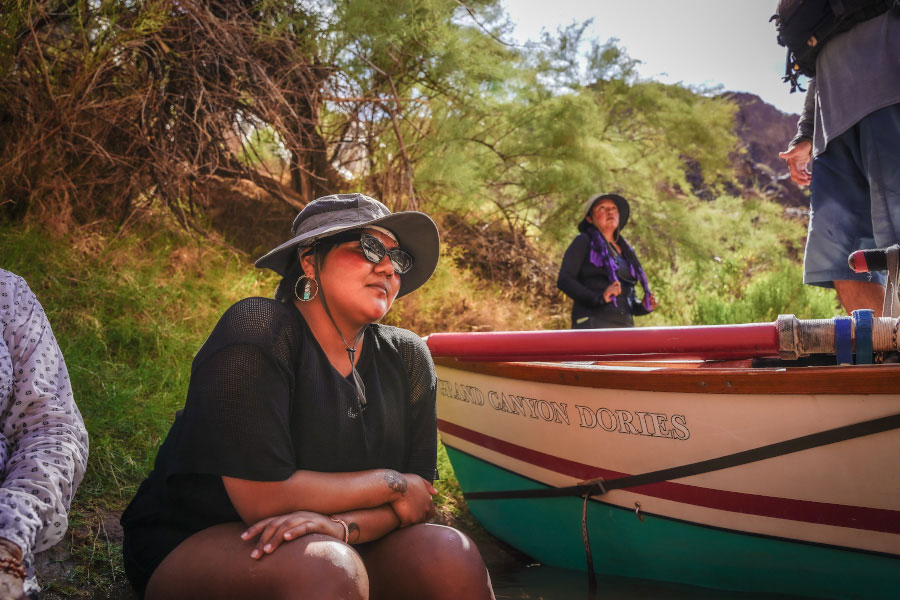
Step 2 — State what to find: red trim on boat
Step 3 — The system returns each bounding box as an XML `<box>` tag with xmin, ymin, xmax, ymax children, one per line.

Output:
<box><xmin>438</xmin><ymin>419</ymin><xmax>900</xmax><ymax>536</ymax></box>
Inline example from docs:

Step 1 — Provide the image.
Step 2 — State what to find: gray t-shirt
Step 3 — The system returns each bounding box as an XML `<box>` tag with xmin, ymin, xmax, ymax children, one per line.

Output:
<box><xmin>794</xmin><ymin>10</ymin><xmax>900</xmax><ymax>156</ymax></box>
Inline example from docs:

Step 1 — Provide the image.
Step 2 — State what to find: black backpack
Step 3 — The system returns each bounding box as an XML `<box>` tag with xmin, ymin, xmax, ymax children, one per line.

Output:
<box><xmin>771</xmin><ymin>0</ymin><xmax>896</xmax><ymax>92</ymax></box>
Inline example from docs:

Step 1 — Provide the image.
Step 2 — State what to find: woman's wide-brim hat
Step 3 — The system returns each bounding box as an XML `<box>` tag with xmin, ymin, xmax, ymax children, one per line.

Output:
<box><xmin>578</xmin><ymin>193</ymin><xmax>630</xmax><ymax>232</ymax></box>
<box><xmin>255</xmin><ymin>193</ymin><xmax>440</xmax><ymax>297</ymax></box>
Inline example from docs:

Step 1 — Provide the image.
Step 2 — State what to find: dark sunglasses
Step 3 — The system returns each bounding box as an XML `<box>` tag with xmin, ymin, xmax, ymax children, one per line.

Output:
<box><xmin>359</xmin><ymin>233</ymin><xmax>414</xmax><ymax>274</ymax></box>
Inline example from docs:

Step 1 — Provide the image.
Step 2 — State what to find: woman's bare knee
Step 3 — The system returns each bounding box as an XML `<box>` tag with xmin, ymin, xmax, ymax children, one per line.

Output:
<box><xmin>419</xmin><ymin>525</ymin><xmax>491</xmax><ymax>595</ymax></box>
<box><xmin>362</xmin><ymin>524</ymin><xmax>493</xmax><ymax>600</ymax></box>
<box><xmin>269</xmin><ymin>536</ymin><xmax>369</xmax><ymax>600</ymax></box>
<box><xmin>147</xmin><ymin>525</ymin><xmax>369</xmax><ymax>600</ymax></box>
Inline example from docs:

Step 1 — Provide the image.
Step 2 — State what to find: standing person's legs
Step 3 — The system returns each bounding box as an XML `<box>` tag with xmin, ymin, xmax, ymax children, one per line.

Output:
<box><xmin>803</xmin><ymin>122</ymin><xmax>886</xmax><ymax>314</ymax></box>
<box><xmin>145</xmin><ymin>522</ymin><xmax>368</xmax><ymax>600</ymax></box>
<box><xmin>357</xmin><ymin>523</ymin><xmax>494</xmax><ymax>600</ymax></box>
<box><xmin>859</xmin><ymin>103</ymin><xmax>900</xmax><ymax>253</ymax></box>
<box><xmin>835</xmin><ymin>102</ymin><xmax>900</xmax><ymax>315</ymax></box>
<box><xmin>833</xmin><ymin>281</ymin><xmax>886</xmax><ymax>315</ymax></box>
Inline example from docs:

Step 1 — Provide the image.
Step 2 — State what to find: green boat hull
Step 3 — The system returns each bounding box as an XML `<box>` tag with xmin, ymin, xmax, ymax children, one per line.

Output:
<box><xmin>447</xmin><ymin>447</ymin><xmax>900</xmax><ymax>600</ymax></box>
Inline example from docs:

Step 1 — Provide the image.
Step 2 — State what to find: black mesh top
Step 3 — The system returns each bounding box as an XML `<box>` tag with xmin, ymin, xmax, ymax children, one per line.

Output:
<box><xmin>121</xmin><ymin>297</ymin><xmax>437</xmax><ymax>591</ymax></box>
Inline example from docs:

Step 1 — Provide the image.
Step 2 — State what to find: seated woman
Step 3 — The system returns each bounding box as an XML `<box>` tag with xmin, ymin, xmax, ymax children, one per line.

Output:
<box><xmin>121</xmin><ymin>194</ymin><xmax>494</xmax><ymax>600</ymax></box>
<box><xmin>557</xmin><ymin>194</ymin><xmax>658</xmax><ymax>329</ymax></box>
<box><xmin>0</xmin><ymin>269</ymin><xmax>89</xmax><ymax>600</ymax></box>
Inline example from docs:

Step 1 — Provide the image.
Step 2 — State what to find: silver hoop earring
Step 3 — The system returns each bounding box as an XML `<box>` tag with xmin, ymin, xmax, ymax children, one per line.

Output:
<box><xmin>294</xmin><ymin>275</ymin><xmax>318</xmax><ymax>302</ymax></box>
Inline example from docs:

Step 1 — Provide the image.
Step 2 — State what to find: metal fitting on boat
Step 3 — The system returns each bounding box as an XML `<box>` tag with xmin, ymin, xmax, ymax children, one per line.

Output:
<box><xmin>777</xmin><ymin>314</ymin><xmax>799</xmax><ymax>360</ymax></box>
<box><xmin>777</xmin><ymin>314</ymin><xmax>833</xmax><ymax>359</ymax></box>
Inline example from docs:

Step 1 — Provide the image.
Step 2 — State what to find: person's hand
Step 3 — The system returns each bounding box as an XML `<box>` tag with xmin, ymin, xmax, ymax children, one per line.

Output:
<box><xmin>778</xmin><ymin>140</ymin><xmax>812</xmax><ymax>186</ymax></box>
<box><xmin>647</xmin><ymin>293</ymin><xmax>659</xmax><ymax>311</ymax></box>
<box><xmin>389</xmin><ymin>473</ymin><xmax>437</xmax><ymax>527</ymax></box>
<box><xmin>0</xmin><ymin>538</ymin><xmax>26</xmax><ymax>600</ymax></box>
<box><xmin>240</xmin><ymin>511</ymin><xmax>342</xmax><ymax>559</ymax></box>
<box><xmin>603</xmin><ymin>281</ymin><xmax>621</xmax><ymax>303</ymax></box>
<box><xmin>0</xmin><ymin>571</ymin><xmax>26</xmax><ymax>600</ymax></box>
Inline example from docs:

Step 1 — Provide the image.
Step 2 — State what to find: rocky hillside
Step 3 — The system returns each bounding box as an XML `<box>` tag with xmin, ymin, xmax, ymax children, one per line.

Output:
<box><xmin>726</xmin><ymin>91</ymin><xmax>809</xmax><ymax>208</ymax></box>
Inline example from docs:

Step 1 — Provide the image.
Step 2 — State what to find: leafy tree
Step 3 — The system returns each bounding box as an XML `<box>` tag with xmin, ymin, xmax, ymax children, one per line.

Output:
<box><xmin>1</xmin><ymin>1</ymin><xmax>737</xmax><ymax>245</ymax></box>
<box><xmin>0</xmin><ymin>0</ymin><xmax>505</xmax><ymax>228</ymax></box>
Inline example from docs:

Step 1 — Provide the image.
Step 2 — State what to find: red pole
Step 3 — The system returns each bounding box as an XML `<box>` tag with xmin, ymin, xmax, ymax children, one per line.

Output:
<box><xmin>425</xmin><ymin>322</ymin><xmax>780</xmax><ymax>362</ymax></box>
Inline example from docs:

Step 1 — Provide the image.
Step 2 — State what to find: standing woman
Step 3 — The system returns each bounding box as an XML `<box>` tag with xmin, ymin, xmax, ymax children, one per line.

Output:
<box><xmin>557</xmin><ymin>193</ymin><xmax>658</xmax><ymax>329</ymax></box>
<box><xmin>121</xmin><ymin>194</ymin><xmax>494</xmax><ymax>600</ymax></box>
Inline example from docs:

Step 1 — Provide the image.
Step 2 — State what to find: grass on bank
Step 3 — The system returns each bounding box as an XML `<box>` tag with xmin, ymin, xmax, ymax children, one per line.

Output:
<box><xmin>2</xmin><ymin>221</ymin><xmax>275</xmax><ymax>593</ymax></box>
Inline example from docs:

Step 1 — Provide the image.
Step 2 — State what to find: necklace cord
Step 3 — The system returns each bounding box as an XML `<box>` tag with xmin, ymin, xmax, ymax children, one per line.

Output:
<box><xmin>313</xmin><ymin>255</ymin><xmax>368</xmax><ymax>410</ymax></box>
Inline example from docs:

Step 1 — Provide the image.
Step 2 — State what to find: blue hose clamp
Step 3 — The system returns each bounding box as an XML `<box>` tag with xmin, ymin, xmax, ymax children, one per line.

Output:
<box><xmin>834</xmin><ymin>316</ymin><xmax>853</xmax><ymax>365</ymax></box>
<box><xmin>852</xmin><ymin>309</ymin><xmax>874</xmax><ymax>364</ymax></box>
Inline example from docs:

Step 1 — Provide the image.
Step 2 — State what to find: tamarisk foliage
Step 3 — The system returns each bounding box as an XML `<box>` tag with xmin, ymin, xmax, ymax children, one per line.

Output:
<box><xmin>2</xmin><ymin>0</ymin><xmax>737</xmax><ymax>248</ymax></box>
<box><xmin>1</xmin><ymin>1</ymin><xmax>327</xmax><ymax>230</ymax></box>
<box><xmin>0</xmin><ymin>0</ymin><xmax>501</xmax><ymax>230</ymax></box>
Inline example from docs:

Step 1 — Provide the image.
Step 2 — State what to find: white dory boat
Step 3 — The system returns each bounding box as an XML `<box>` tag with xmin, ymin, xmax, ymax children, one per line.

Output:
<box><xmin>427</xmin><ymin>312</ymin><xmax>900</xmax><ymax>599</ymax></box>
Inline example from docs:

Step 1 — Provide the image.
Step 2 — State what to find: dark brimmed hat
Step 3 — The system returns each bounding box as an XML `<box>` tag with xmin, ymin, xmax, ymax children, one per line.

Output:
<box><xmin>578</xmin><ymin>193</ymin><xmax>630</xmax><ymax>233</ymax></box>
<box><xmin>255</xmin><ymin>193</ymin><xmax>440</xmax><ymax>297</ymax></box>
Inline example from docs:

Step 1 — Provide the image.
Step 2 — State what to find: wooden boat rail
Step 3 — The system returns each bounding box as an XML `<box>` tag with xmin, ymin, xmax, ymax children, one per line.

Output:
<box><xmin>433</xmin><ymin>356</ymin><xmax>900</xmax><ymax>395</ymax></box>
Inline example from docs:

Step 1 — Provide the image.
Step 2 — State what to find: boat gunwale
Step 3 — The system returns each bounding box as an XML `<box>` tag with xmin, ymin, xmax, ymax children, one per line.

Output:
<box><xmin>433</xmin><ymin>357</ymin><xmax>900</xmax><ymax>394</ymax></box>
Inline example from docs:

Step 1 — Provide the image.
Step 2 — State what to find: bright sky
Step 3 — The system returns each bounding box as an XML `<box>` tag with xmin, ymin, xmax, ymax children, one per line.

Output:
<box><xmin>502</xmin><ymin>0</ymin><xmax>805</xmax><ymax>115</ymax></box>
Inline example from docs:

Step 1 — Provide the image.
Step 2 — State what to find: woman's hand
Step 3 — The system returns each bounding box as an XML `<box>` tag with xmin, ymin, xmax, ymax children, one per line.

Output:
<box><xmin>647</xmin><ymin>293</ymin><xmax>659</xmax><ymax>311</ymax></box>
<box><xmin>240</xmin><ymin>511</ymin><xmax>343</xmax><ymax>559</ymax></box>
<box><xmin>603</xmin><ymin>281</ymin><xmax>621</xmax><ymax>303</ymax></box>
<box><xmin>389</xmin><ymin>473</ymin><xmax>437</xmax><ymax>527</ymax></box>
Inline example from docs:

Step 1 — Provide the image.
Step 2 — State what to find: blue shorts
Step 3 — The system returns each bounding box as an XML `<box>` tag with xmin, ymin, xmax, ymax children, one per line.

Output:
<box><xmin>804</xmin><ymin>103</ymin><xmax>900</xmax><ymax>288</ymax></box>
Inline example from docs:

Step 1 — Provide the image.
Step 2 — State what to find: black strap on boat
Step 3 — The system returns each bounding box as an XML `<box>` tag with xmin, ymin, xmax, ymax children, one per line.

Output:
<box><xmin>463</xmin><ymin>411</ymin><xmax>900</xmax><ymax>501</ymax></box>
<box><xmin>581</xmin><ymin>491</ymin><xmax>597</xmax><ymax>598</ymax></box>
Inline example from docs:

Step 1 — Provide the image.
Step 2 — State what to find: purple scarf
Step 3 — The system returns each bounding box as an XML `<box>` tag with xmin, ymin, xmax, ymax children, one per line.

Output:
<box><xmin>586</xmin><ymin>227</ymin><xmax>654</xmax><ymax>312</ymax></box>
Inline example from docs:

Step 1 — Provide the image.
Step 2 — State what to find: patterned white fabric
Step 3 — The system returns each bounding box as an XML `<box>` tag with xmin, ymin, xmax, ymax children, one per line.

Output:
<box><xmin>0</xmin><ymin>269</ymin><xmax>89</xmax><ymax>594</ymax></box>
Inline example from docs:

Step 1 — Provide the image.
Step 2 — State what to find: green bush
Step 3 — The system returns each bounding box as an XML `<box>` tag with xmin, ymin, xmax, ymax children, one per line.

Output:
<box><xmin>691</xmin><ymin>259</ymin><xmax>839</xmax><ymax>324</ymax></box>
